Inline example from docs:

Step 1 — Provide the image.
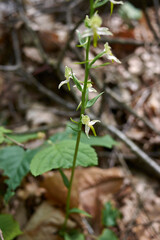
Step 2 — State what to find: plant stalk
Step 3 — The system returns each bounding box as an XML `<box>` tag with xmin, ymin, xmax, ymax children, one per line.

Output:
<box><xmin>62</xmin><ymin>1</ymin><xmax>94</xmax><ymax>232</ymax></box>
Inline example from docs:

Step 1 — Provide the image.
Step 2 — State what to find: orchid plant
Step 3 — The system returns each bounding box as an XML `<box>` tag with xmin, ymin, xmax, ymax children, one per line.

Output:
<box><xmin>57</xmin><ymin>0</ymin><xmax>123</xmax><ymax>234</ymax></box>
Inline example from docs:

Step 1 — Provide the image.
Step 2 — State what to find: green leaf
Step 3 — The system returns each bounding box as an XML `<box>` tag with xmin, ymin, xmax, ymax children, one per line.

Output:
<box><xmin>59</xmin><ymin>169</ymin><xmax>70</xmax><ymax>189</ymax></box>
<box><xmin>91</xmin><ymin>62</ymin><xmax>110</xmax><ymax>68</ymax></box>
<box><xmin>50</xmin><ymin>123</ymin><xmax>117</xmax><ymax>149</ymax></box>
<box><xmin>118</xmin><ymin>2</ymin><xmax>142</xmax><ymax>21</ymax></box>
<box><xmin>72</xmin><ymin>74</ymin><xmax>82</xmax><ymax>92</ymax></box>
<box><xmin>4</xmin><ymin>132</ymin><xmax>40</xmax><ymax>144</ymax></box>
<box><xmin>0</xmin><ymin>126</ymin><xmax>12</xmax><ymax>144</ymax></box>
<box><xmin>0</xmin><ymin>126</ymin><xmax>12</xmax><ymax>134</ymax></box>
<box><xmin>102</xmin><ymin>202</ymin><xmax>121</xmax><ymax>227</ymax></box>
<box><xmin>64</xmin><ymin>231</ymin><xmax>85</xmax><ymax>240</ymax></box>
<box><xmin>0</xmin><ymin>214</ymin><xmax>22</xmax><ymax>240</ymax></box>
<box><xmin>98</xmin><ymin>229</ymin><xmax>118</xmax><ymax>240</ymax></box>
<box><xmin>93</xmin><ymin>0</ymin><xmax>109</xmax><ymax>9</ymax></box>
<box><xmin>69</xmin><ymin>208</ymin><xmax>92</xmax><ymax>218</ymax></box>
<box><xmin>86</xmin><ymin>92</ymin><xmax>104</xmax><ymax>108</ymax></box>
<box><xmin>30</xmin><ymin>140</ymin><xmax>98</xmax><ymax>176</ymax></box>
<box><xmin>0</xmin><ymin>146</ymin><xmax>38</xmax><ymax>201</ymax></box>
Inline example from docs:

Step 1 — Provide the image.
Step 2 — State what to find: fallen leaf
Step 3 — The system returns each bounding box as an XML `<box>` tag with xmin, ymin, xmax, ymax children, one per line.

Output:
<box><xmin>17</xmin><ymin>202</ymin><xmax>76</xmax><ymax>240</ymax></box>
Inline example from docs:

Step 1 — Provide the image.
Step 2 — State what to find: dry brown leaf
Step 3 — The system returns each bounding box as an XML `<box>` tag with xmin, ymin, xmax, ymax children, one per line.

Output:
<box><xmin>17</xmin><ymin>202</ymin><xmax>76</xmax><ymax>240</ymax></box>
<box><xmin>41</xmin><ymin>167</ymin><xmax>124</xmax><ymax>220</ymax></box>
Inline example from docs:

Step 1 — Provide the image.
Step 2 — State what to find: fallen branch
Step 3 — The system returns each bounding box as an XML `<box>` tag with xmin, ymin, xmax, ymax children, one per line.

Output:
<box><xmin>105</xmin><ymin>87</ymin><xmax>160</xmax><ymax>136</ymax></box>
<box><xmin>102</xmin><ymin>123</ymin><xmax>160</xmax><ymax>178</ymax></box>
<box><xmin>0</xmin><ymin>230</ymin><xmax>4</xmax><ymax>240</ymax></box>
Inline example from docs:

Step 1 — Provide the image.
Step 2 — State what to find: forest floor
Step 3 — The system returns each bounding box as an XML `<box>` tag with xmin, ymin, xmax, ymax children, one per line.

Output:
<box><xmin>0</xmin><ymin>0</ymin><xmax>160</xmax><ymax>239</ymax></box>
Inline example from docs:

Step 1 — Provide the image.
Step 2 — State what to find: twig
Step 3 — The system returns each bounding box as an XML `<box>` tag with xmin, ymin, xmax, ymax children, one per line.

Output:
<box><xmin>57</xmin><ymin>17</ymin><xmax>85</xmax><ymax>71</ymax></box>
<box><xmin>153</xmin><ymin>0</ymin><xmax>160</xmax><ymax>31</ymax></box>
<box><xmin>115</xmin><ymin>150</ymin><xmax>160</xmax><ymax>239</ymax></box>
<box><xmin>0</xmin><ymin>230</ymin><xmax>4</xmax><ymax>240</ymax></box>
<box><xmin>0</xmin><ymin>29</ymin><xmax>21</xmax><ymax>71</ymax></box>
<box><xmin>101</xmin><ymin>123</ymin><xmax>160</xmax><ymax>178</ymax></box>
<box><xmin>105</xmin><ymin>87</ymin><xmax>160</xmax><ymax>136</ymax></box>
<box><xmin>141</xmin><ymin>0</ymin><xmax>160</xmax><ymax>42</ymax></box>
<box><xmin>100</xmin><ymin>37</ymin><xmax>159</xmax><ymax>46</ymax></box>
<box><xmin>4</xmin><ymin>134</ymin><xmax>27</xmax><ymax>150</ymax></box>
<box><xmin>18</xmin><ymin>68</ymin><xmax>75</xmax><ymax>110</ymax></box>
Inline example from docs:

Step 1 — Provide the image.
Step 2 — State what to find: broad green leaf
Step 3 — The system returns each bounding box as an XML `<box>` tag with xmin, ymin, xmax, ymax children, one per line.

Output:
<box><xmin>64</xmin><ymin>231</ymin><xmax>85</xmax><ymax>240</ymax></box>
<box><xmin>102</xmin><ymin>202</ymin><xmax>121</xmax><ymax>227</ymax></box>
<box><xmin>98</xmin><ymin>229</ymin><xmax>118</xmax><ymax>240</ymax></box>
<box><xmin>0</xmin><ymin>134</ymin><xmax>4</xmax><ymax>144</ymax></box>
<box><xmin>0</xmin><ymin>146</ymin><xmax>38</xmax><ymax>201</ymax></box>
<box><xmin>0</xmin><ymin>214</ymin><xmax>22</xmax><ymax>240</ymax></box>
<box><xmin>0</xmin><ymin>126</ymin><xmax>12</xmax><ymax>134</ymax></box>
<box><xmin>50</xmin><ymin>123</ymin><xmax>117</xmax><ymax>149</ymax></box>
<box><xmin>30</xmin><ymin>140</ymin><xmax>97</xmax><ymax>176</ymax></box>
<box><xmin>69</xmin><ymin>208</ymin><xmax>92</xmax><ymax>218</ymax></box>
<box><xmin>93</xmin><ymin>0</ymin><xmax>109</xmax><ymax>9</ymax></box>
<box><xmin>86</xmin><ymin>92</ymin><xmax>104</xmax><ymax>108</ymax></box>
<box><xmin>4</xmin><ymin>132</ymin><xmax>41</xmax><ymax>144</ymax></box>
<box><xmin>59</xmin><ymin>169</ymin><xmax>70</xmax><ymax>189</ymax></box>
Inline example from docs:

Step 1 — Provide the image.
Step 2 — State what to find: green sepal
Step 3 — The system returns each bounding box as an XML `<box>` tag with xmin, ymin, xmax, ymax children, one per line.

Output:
<box><xmin>76</xmin><ymin>30</ymin><xmax>88</xmax><ymax>49</ymax></box>
<box><xmin>110</xmin><ymin>2</ymin><xmax>114</xmax><ymax>15</ymax></box>
<box><xmin>69</xmin><ymin>208</ymin><xmax>92</xmax><ymax>218</ymax></box>
<box><xmin>93</xmin><ymin>0</ymin><xmax>109</xmax><ymax>9</ymax></box>
<box><xmin>59</xmin><ymin>169</ymin><xmax>70</xmax><ymax>189</ymax></box>
<box><xmin>86</xmin><ymin>92</ymin><xmax>104</xmax><ymax>108</ymax></box>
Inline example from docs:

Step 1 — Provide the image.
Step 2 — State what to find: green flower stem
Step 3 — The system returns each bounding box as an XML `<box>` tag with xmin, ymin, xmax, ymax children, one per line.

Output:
<box><xmin>62</xmin><ymin>1</ymin><xmax>94</xmax><ymax>232</ymax></box>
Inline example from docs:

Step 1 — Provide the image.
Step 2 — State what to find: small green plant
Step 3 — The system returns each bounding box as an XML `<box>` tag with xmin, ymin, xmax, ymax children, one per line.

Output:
<box><xmin>0</xmin><ymin>0</ymin><xmax>123</xmax><ymax>238</ymax></box>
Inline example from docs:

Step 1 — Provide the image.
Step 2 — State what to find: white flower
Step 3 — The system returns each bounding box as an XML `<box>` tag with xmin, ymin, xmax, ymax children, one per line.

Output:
<box><xmin>81</xmin><ymin>114</ymin><xmax>100</xmax><ymax>138</ymax></box>
<box><xmin>81</xmin><ymin>82</ymin><xmax>97</xmax><ymax>92</ymax></box>
<box><xmin>74</xmin><ymin>81</ymin><xmax>97</xmax><ymax>92</ymax></box>
<box><xmin>109</xmin><ymin>0</ymin><xmax>123</xmax><ymax>4</ymax></box>
<box><xmin>58</xmin><ymin>66</ymin><xmax>73</xmax><ymax>90</ymax></box>
<box><xmin>82</xmin><ymin>12</ymin><xmax>113</xmax><ymax>47</ymax></box>
<box><xmin>104</xmin><ymin>42</ymin><xmax>121</xmax><ymax>63</ymax></box>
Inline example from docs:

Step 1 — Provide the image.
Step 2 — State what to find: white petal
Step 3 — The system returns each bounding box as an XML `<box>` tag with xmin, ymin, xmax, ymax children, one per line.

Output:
<box><xmin>85</xmin><ymin>125</ymin><xmax>90</xmax><ymax>138</ymax></box>
<box><xmin>97</xmin><ymin>27</ymin><xmax>113</xmax><ymax>36</ymax></box>
<box><xmin>89</xmin><ymin>120</ymin><xmax>100</xmax><ymax>126</ymax></box>
<box><xmin>81</xmin><ymin>29</ymin><xmax>93</xmax><ymax>38</ymax></box>
<box><xmin>110</xmin><ymin>0</ymin><xmax>123</xmax><ymax>4</ymax></box>
<box><xmin>88</xmin><ymin>87</ymin><xmax>97</xmax><ymax>92</ymax></box>
<box><xmin>107</xmin><ymin>55</ymin><xmax>121</xmax><ymax>63</ymax></box>
<box><xmin>58</xmin><ymin>79</ymin><xmax>69</xmax><ymax>89</ymax></box>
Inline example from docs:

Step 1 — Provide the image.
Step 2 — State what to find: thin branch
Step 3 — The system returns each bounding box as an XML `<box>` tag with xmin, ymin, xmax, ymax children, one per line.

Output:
<box><xmin>141</xmin><ymin>0</ymin><xmax>160</xmax><ymax>42</ymax></box>
<box><xmin>0</xmin><ymin>29</ymin><xmax>21</xmax><ymax>71</ymax></box>
<box><xmin>153</xmin><ymin>0</ymin><xmax>160</xmax><ymax>32</ymax></box>
<box><xmin>102</xmin><ymin>123</ymin><xmax>160</xmax><ymax>178</ymax></box>
<box><xmin>57</xmin><ymin>17</ymin><xmax>85</xmax><ymax>71</ymax></box>
<box><xmin>0</xmin><ymin>230</ymin><xmax>4</xmax><ymax>240</ymax></box>
<box><xmin>18</xmin><ymin>68</ymin><xmax>75</xmax><ymax>110</ymax></box>
<box><xmin>105</xmin><ymin>87</ymin><xmax>160</xmax><ymax>136</ymax></box>
<box><xmin>100</xmin><ymin>37</ymin><xmax>160</xmax><ymax>46</ymax></box>
<box><xmin>4</xmin><ymin>134</ymin><xmax>27</xmax><ymax>150</ymax></box>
